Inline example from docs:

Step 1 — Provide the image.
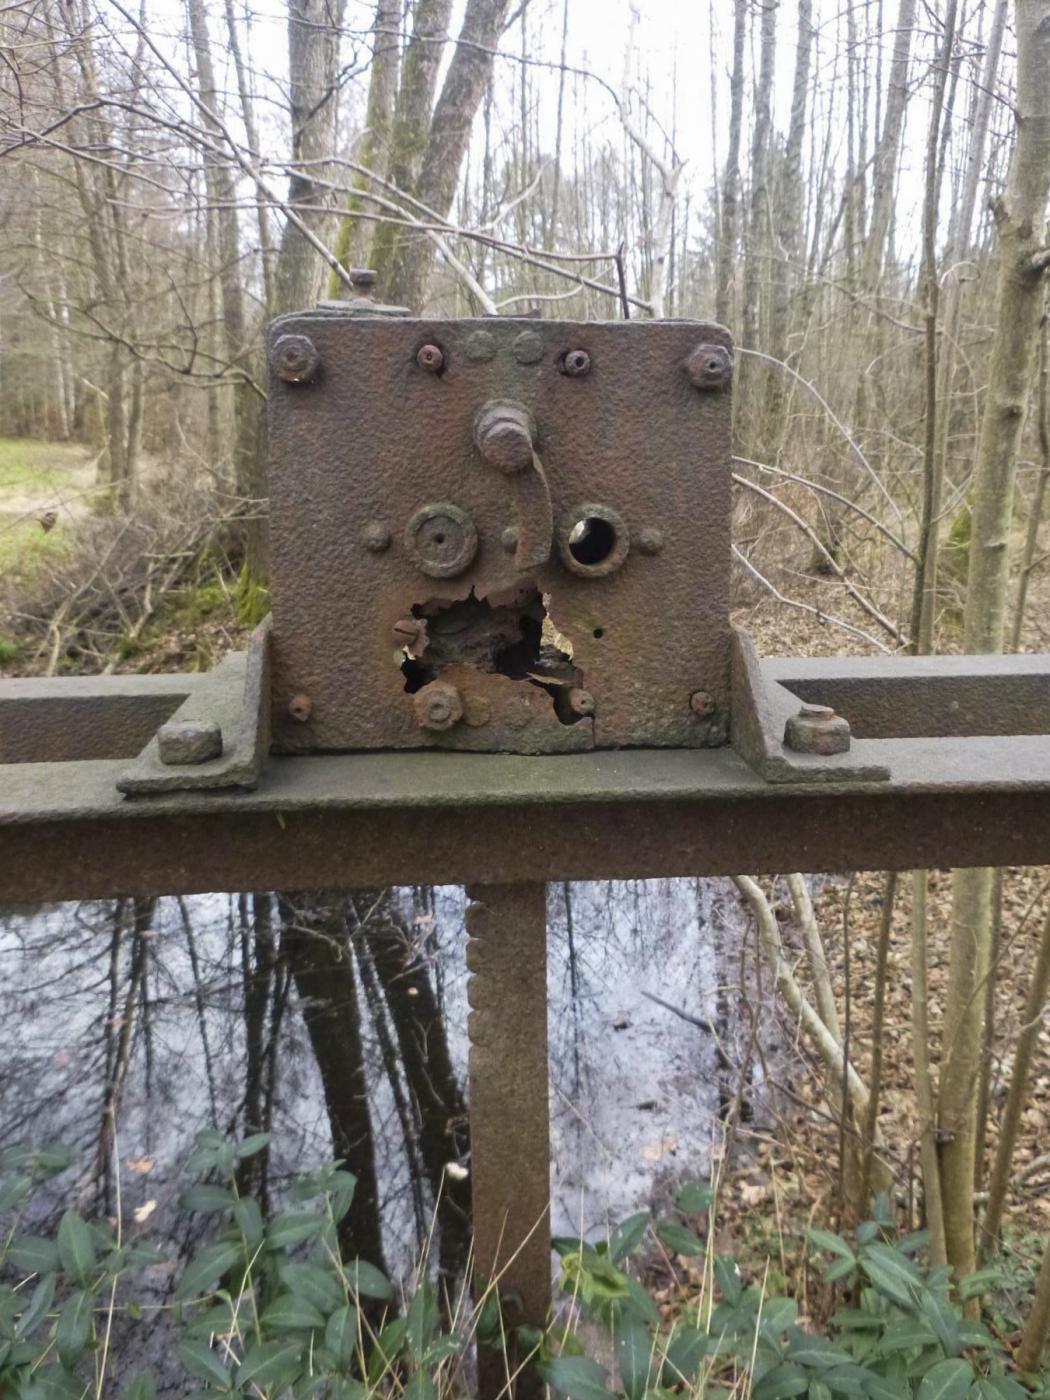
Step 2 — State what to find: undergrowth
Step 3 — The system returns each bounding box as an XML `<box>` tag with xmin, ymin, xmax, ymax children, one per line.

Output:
<box><xmin>1</xmin><ymin>1135</ymin><xmax>1048</xmax><ymax>1399</ymax></box>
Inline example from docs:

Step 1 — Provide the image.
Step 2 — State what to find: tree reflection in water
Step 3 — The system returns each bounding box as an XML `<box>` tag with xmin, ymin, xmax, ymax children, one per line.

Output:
<box><xmin>0</xmin><ymin>879</ymin><xmax>760</xmax><ymax>1295</ymax></box>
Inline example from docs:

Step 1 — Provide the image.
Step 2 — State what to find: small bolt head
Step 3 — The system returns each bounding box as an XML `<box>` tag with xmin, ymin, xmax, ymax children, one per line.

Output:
<box><xmin>392</xmin><ymin>616</ymin><xmax>428</xmax><ymax>657</ymax></box>
<box><xmin>784</xmin><ymin>704</ymin><xmax>851</xmax><ymax>755</ymax></box>
<box><xmin>414</xmin><ymin>680</ymin><xmax>463</xmax><ymax>732</ymax></box>
<box><xmin>561</xmin><ymin>349</ymin><xmax>591</xmax><ymax>377</ymax></box>
<box><xmin>465</xmin><ymin>330</ymin><xmax>497</xmax><ymax>362</ymax></box>
<box><xmin>690</xmin><ymin>690</ymin><xmax>716</xmax><ymax>719</ymax></box>
<box><xmin>567</xmin><ymin>687</ymin><xmax>596</xmax><ymax>717</ymax></box>
<box><xmin>416</xmin><ymin>343</ymin><xmax>444</xmax><ymax>373</ymax></box>
<box><xmin>288</xmin><ymin>694</ymin><xmax>313</xmax><ymax>723</ymax></box>
<box><xmin>501</xmin><ymin>525</ymin><xmax>519</xmax><ymax>552</ymax></box>
<box><xmin>686</xmin><ymin>342</ymin><xmax>733</xmax><ymax>391</ymax></box>
<box><xmin>361</xmin><ymin>521</ymin><xmax>391</xmax><ymax>552</ymax></box>
<box><xmin>638</xmin><ymin>527</ymin><xmax>664</xmax><ymax>555</ymax></box>
<box><xmin>349</xmin><ymin>267</ymin><xmax>378</xmax><ymax>288</ymax></box>
<box><xmin>512</xmin><ymin>330</ymin><xmax>544</xmax><ymax>364</ymax></box>
<box><xmin>272</xmin><ymin>333</ymin><xmax>320</xmax><ymax>384</ymax></box>
<box><xmin>463</xmin><ymin>694</ymin><xmax>492</xmax><ymax>728</ymax></box>
<box><xmin>157</xmin><ymin>719</ymin><xmax>223</xmax><ymax>765</ymax></box>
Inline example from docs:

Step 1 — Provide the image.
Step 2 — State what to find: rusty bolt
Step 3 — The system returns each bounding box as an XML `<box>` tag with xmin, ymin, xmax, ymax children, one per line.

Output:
<box><xmin>361</xmin><ymin>521</ymin><xmax>391</xmax><ymax>552</ymax></box>
<box><xmin>463</xmin><ymin>694</ymin><xmax>492</xmax><ymax>728</ymax></box>
<box><xmin>414</xmin><ymin>680</ymin><xmax>463</xmax><ymax>732</ymax></box>
<box><xmin>690</xmin><ymin>690</ymin><xmax>716</xmax><ymax>719</ymax></box>
<box><xmin>288</xmin><ymin>694</ymin><xmax>313</xmax><ymax>723</ymax></box>
<box><xmin>686</xmin><ymin>342</ymin><xmax>733</xmax><ymax>391</ymax></box>
<box><xmin>416</xmin><ymin>343</ymin><xmax>444</xmax><ymax>373</ymax></box>
<box><xmin>638</xmin><ymin>527</ymin><xmax>664</xmax><ymax>555</ymax></box>
<box><xmin>567</xmin><ymin>687</ymin><xmax>596</xmax><ymax>717</ymax></box>
<box><xmin>783</xmin><ymin>702</ymin><xmax>851</xmax><ymax>756</ymax></box>
<box><xmin>512</xmin><ymin>329</ymin><xmax>544</xmax><ymax>364</ymax></box>
<box><xmin>392</xmin><ymin>616</ymin><xmax>428</xmax><ymax>658</ymax></box>
<box><xmin>157</xmin><ymin>719</ymin><xmax>222</xmax><ymax>765</ymax></box>
<box><xmin>475</xmin><ymin>401</ymin><xmax>535</xmax><ymax>474</ymax></box>
<box><xmin>560</xmin><ymin>349</ymin><xmax>591</xmax><ymax>377</ymax></box>
<box><xmin>272</xmin><ymin>333</ymin><xmax>320</xmax><ymax>384</ymax></box>
<box><xmin>349</xmin><ymin>267</ymin><xmax>377</xmax><ymax>289</ymax></box>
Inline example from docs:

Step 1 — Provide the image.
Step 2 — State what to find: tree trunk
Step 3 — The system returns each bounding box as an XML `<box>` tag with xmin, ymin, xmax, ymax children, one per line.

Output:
<box><xmin>862</xmin><ymin>0</ymin><xmax>918</xmax><ymax>288</ymax></box>
<box><xmin>941</xmin><ymin>0</ymin><xmax>1050</xmax><ymax>1285</ymax></box>
<box><xmin>715</xmin><ymin>0</ymin><xmax>746</xmax><ymax>327</ymax></box>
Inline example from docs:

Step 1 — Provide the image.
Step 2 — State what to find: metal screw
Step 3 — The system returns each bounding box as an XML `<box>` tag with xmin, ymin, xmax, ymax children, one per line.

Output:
<box><xmin>638</xmin><ymin>527</ymin><xmax>664</xmax><ymax>555</ymax></box>
<box><xmin>686</xmin><ymin>342</ymin><xmax>733</xmax><ymax>391</ymax></box>
<box><xmin>567</xmin><ymin>687</ymin><xmax>596</xmax><ymax>717</ymax></box>
<box><xmin>288</xmin><ymin>695</ymin><xmax>313</xmax><ymax>723</ymax></box>
<box><xmin>561</xmin><ymin>349</ymin><xmax>591</xmax><ymax>377</ymax></box>
<box><xmin>783</xmin><ymin>702</ymin><xmax>851</xmax><ymax>756</ymax></box>
<box><xmin>361</xmin><ymin>521</ymin><xmax>391</xmax><ymax>552</ymax></box>
<box><xmin>416</xmin><ymin>343</ymin><xmax>444</xmax><ymax>373</ymax></box>
<box><xmin>690</xmin><ymin>690</ymin><xmax>716</xmax><ymax>719</ymax></box>
<box><xmin>392</xmin><ymin>617</ymin><xmax>428</xmax><ymax>657</ymax></box>
<box><xmin>414</xmin><ymin>680</ymin><xmax>463</xmax><ymax>732</ymax></box>
<box><xmin>157</xmin><ymin>719</ymin><xmax>223</xmax><ymax>765</ymax></box>
<box><xmin>272</xmin><ymin>333</ymin><xmax>320</xmax><ymax>384</ymax></box>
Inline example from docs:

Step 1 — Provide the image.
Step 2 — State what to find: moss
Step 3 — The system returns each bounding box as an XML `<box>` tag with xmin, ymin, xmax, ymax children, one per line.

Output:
<box><xmin>233</xmin><ymin>563</ymin><xmax>270</xmax><ymax>627</ymax></box>
<box><xmin>0</xmin><ymin>634</ymin><xmax>21</xmax><ymax>664</ymax></box>
<box><xmin>941</xmin><ymin>503</ymin><xmax>971</xmax><ymax>583</ymax></box>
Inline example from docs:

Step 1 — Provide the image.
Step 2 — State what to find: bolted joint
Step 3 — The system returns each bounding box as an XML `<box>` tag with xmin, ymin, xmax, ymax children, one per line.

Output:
<box><xmin>416</xmin><ymin>343</ymin><xmax>444</xmax><ymax>373</ymax></box>
<box><xmin>474</xmin><ymin>400</ymin><xmax>536</xmax><ymax>474</ymax></box>
<box><xmin>686</xmin><ymin>342</ymin><xmax>733</xmax><ymax>391</ymax></box>
<box><xmin>783</xmin><ymin>702</ymin><xmax>851</xmax><ymax>756</ymax></box>
<box><xmin>414</xmin><ymin>680</ymin><xmax>463</xmax><ymax>732</ymax></box>
<box><xmin>272</xmin><ymin>333</ymin><xmax>320</xmax><ymax>384</ymax></box>
<box><xmin>560</xmin><ymin>349</ymin><xmax>591</xmax><ymax>377</ymax></box>
<box><xmin>690</xmin><ymin>690</ymin><xmax>716</xmax><ymax>719</ymax></box>
<box><xmin>287</xmin><ymin>694</ymin><xmax>313</xmax><ymax>723</ymax></box>
<box><xmin>157</xmin><ymin>719</ymin><xmax>223</xmax><ymax>765</ymax></box>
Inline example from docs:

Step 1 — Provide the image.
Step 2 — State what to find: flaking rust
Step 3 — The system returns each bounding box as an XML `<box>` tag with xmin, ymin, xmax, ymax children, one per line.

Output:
<box><xmin>267</xmin><ymin>314</ymin><xmax>734</xmax><ymax>755</ymax></box>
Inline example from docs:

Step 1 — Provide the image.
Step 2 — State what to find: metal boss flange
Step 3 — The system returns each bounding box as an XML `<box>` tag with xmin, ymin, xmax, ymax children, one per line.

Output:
<box><xmin>404</xmin><ymin>502</ymin><xmax>478</xmax><ymax>578</ymax></box>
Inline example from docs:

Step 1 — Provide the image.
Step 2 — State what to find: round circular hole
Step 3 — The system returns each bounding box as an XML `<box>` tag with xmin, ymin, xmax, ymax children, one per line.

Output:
<box><xmin>568</xmin><ymin>516</ymin><xmax>617</xmax><ymax>566</ymax></box>
<box><xmin>593</xmin><ymin>628</ymin><xmax>604</xmax><ymax>639</ymax></box>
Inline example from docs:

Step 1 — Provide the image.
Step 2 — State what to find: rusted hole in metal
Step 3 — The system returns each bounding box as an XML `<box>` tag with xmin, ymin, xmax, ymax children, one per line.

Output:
<box><xmin>397</xmin><ymin>589</ymin><xmax>589</xmax><ymax>725</ymax></box>
<box><xmin>593</xmin><ymin>627</ymin><xmax>605</xmax><ymax>639</ymax></box>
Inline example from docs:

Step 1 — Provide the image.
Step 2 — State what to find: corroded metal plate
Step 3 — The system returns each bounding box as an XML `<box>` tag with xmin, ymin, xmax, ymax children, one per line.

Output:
<box><xmin>267</xmin><ymin>315</ymin><xmax>733</xmax><ymax>753</ymax></box>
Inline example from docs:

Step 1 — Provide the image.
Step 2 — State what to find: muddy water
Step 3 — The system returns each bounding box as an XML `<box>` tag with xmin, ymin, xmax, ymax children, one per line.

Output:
<box><xmin>0</xmin><ymin>879</ymin><xmax>756</xmax><ymax>1274</ymax></box>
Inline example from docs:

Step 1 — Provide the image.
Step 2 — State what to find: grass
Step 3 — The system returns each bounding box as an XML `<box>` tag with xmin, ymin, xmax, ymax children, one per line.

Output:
<box><xmin>0</xmin><ymin>436</ymin><xmax>87</xmax><ymax>581</ymax></box>
<box><xmin>0</xmin><ymin>435</ymin><xmax>85</xmax><ymax>491</ymax></box>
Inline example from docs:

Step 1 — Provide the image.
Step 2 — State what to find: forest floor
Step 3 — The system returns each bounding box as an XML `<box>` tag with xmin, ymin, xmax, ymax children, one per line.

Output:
<box><xmin>0</xmin><ymin>436</ymin><xmax>96</xmax><ymax>578</ymax></box>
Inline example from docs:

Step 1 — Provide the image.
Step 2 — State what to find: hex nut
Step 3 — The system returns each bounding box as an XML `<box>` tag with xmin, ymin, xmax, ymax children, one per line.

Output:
<box><xmin>686</xmin><ymin>342</ymin><xmax>733</xmax><ymax>391</ymax></box>
<box><xmin>349</xmin><ymin>267</ymin><xmax>378</xmax><ymax>288</ymax></box>
<box><xmin>475</xmin><ymin>402</ymin><xmax>535</xmax><ymax>475</ymax></box>
<box><xmin>157</xmin><ymin>719</ymin><xmax>223</xmax><ymax>765</ymax></box>
<box><xmin>288</xmin><ymin>695</ymin><xmax>313</xmax><ymax>723</ymax></box>
<box><xmin>272</xmin><ymin>333</ymin><xmax>320</xmax><ymax>384</ymax></box>
<box><xmin>783</xmin><ymin>703</ymin><xmax>851</xmax><ymax>756</ymax></box>
<box><xmin>560</xmin><ymin>349</ymin><xmax>591</xmax><ymax>377</ymax></box>
<box><xmin>416</xmin><ymin>343</ymin><xmax>444</xmax><ymax>372</ymax></box>
<box><xmin>414</xmin><ymin>681</ymin><xmax>463</xmax><ymax>732</ymax></box>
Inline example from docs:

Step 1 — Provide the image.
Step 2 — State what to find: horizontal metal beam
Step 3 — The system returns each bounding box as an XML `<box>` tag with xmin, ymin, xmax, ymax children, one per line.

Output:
<box><xmin>3</xmin><ymin>745</ymin><xmax>1050</xmax><ymax>902</ymax></box>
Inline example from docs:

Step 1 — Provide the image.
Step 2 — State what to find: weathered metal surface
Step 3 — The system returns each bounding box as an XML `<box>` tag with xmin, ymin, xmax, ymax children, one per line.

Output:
<box><xmin>9</xmin><ymin>739</ymin><xmax>1050</xmax><ymax>903</ymax></box>
<box><xmin>267</xmin><ymin>315</ymin><xmax>733</xmax><ymax>755</ymax></box>
<box><xmin>783</xmin><ymin>704</ymin><xmax>851</xmax><ymax>756</ymax></box>
<box><xmin>157</xmin><ymin>719</ymin><xmax>223</xmax><ymax>765</ymax></box>
<box><xmin>465</xmin><ymin>883</ymin><xmax>551</xmax><ymax>1384</ymax></box>
<box><xmin>0</xmin><ymin>675</ymin><xmax>190</xmax><ymax>764</ymax></box>
<box><xmin>117</xmin><ymin>619</ymin><xmax>271</xmax><ymax>794</ymax></box>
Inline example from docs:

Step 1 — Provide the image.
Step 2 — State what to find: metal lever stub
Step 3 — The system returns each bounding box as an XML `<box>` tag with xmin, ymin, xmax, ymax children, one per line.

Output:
<box><xmin>474</xmin><ymin>400</ymin><xmax>553</xmax><ymax>573</ymax></box>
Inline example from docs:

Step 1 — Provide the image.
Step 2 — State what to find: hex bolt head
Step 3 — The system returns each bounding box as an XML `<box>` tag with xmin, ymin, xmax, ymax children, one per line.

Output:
<box><xmin>690</xmin><ymin>690</ymin><xmax>716</xmax><ymax>719</ymax></box>
<box><xmin>272</xmin><ymin>333</ymin><xmax>320</xmax><ymax>384</ymax></box>
<box><xmin>157</xmin><ymin>719</ymin><xmax>223</xmax><ymax>765</ymax></box>
<box><xmin>288</xmin><ymin>694</ymin><xmax>313</xmax><ymax>723</ymax></box>
<box><xmin>561</xmin><ymin>349</ymin><xmax>591</xmax><ymax>377</ymax></box>
<box><xmin>567</xmin><ymin>687</ymin><xmax>596</xmax><ymax>717</ymax></box>
<box><xmin>414</xmin><ymin>680</ymin><xmax>463</xmax><ymax>732</ymax></box>
<box><xmin>416</xmin><ymin>343</ymin><xmax>444</xmax><ymax>373</ymax></box>
<box><xmin>349</xmin><ymin>267</ymin><xmax>378</xmax><ymax>289</ymax></box>
<box><xmin>638</xmin><ymin>527</ymin><xmax>664</xmax><ymax>555</ymax></box>
<box><xmin>783</xmin><ymin>702</ymin><xmax>851</xmax><ymax>756</ymax></box>
<box><xmin>361</xmin><ymin>521</ymin><xmax>391</xmax><ymax>552</ymax></box>
<box><xmin>686</xmin><ymin>342</ymin><xmax>733</xmax><ymax>391</ymax></box>
<box><xmin>475</xmin><ymin>402</ymin><xmax>535</xmax><ymax>474</ymax></box>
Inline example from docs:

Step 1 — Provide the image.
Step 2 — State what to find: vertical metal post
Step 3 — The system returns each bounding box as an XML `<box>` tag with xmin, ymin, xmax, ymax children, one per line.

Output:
<box><xmin>465</xmin><ymin>882</ymin><xmax>551</xmax><ymax>1393</ymax></box>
